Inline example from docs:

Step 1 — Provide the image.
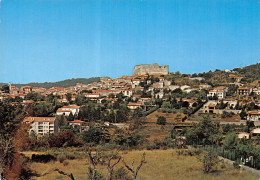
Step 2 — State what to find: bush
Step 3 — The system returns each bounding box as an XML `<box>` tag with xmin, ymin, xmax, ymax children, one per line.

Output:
<box><xmin>63</xmin><ymin>160</ymin><xmax>69</xmax><ymax>166</ymax></box>
<box><xmin>114</xmin><ymin>167</ymin><xmax>129</xmax><ymax>180</ymax></box>
<box><xmin>57</xmin><ymin>153</ymin><xmax>66</xmax><ymax>163</ymax></box>
<box><xmin>221</xmin><ymin>111</ymin><xmax>234</xmax><ymax>118</ymax></box>
<box><xmin>88</xmin><ymin>166</ymin><xmax>104</xmax><ymax>180</ymax></box>
<box><xmin>197</xmin><ymin>150</ymin><xmax>220</xmax><ymax>173</ymax></box>
<box><xmin>157</xmin><ymin>116</ymin><xmax>166</xmax><ymax>125</ymax></box>
<box><xmin>31</xmin><ymin>154</ymin><xmax>56</xmax><ymax>163</ymax></box>
<box><xmin>233</xmin><ymin>160</ymin><xmax>240</xmax><ymax>169</ymax></box>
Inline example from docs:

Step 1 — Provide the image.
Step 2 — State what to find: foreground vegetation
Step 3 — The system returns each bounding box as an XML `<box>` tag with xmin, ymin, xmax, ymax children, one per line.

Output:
<box><xmin>25</xmin><ymin>149</ymin><xmax>259</xmax><ymax>180</ymax></box>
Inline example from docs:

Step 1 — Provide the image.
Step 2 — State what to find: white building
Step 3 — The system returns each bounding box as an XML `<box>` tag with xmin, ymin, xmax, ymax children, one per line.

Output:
<box><xmin>60</xmin><ymin>105</ymin><xmax>80</xmax><ymax>115</ymax></box>
<box><xmin>85</xmin><ymin>93</ymin><xmax>100</xmax><ymax>100</ymax></box>
<box><xmin>238</xmin><ymin>132</ymin><xmax>250</xmax><ymax>139</ymax></box>
<box><xmin>56</xmin><ymin>108</ymin><xmax>72</xmax><ymax>116</ymax></box>
<box><xmin>207</xmin><ymin>90</ymin><xmax>226</xmax><ymax>99</ymax></box>
<box><xmin>247</xmin><ymin>110</ymin><xmax>260</xmax><ymax>121</ymax></box>
<box><xmin>24</xmin><ymin>117</ymin><xmax>58</xmax><ymax>135</ymax></box>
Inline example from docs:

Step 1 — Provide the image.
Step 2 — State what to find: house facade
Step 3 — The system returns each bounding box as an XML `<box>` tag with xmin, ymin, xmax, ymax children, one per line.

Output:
<box><xmin>247</xmin><ymin>110</ymin><xmax>260</xmax><ymax>121</ymax></box>
<box><xmin>24</xmin><ymin>117</ymin><xmax>58</xmax><ymax>135</ymax></box>
<box><xmin>237</xmin><ymin>87</ymin><xmax>252</xmax><ymax>96</ymax></box>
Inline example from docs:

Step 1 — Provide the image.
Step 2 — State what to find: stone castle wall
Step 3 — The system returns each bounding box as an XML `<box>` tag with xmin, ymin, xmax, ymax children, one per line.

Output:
<box><xmin>133</xmin><ymin>63</ymin><xmax>169</xmax><ymax>75</ymax></box>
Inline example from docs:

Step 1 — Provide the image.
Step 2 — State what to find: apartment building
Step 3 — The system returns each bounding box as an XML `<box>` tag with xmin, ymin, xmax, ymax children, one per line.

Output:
<box><xmin>24</xmin><ymin>117</ymin><xmax>58</xmax><ymax>135</ymax></box>
<box><xmin>237</xmin><ymin>87</ymin><xmax>252</xmax><ymax>96</ymax></box>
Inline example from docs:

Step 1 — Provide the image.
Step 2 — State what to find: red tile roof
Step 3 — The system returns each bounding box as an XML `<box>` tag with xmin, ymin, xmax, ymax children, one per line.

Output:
<box><xmin>70</xmin><ymin>120</ymin><xmax>85</xmax><ymax>123</ymax></box>
<box><xmin>62</xmin><ymin>106</ymin><xmax>80</xmax><ymax>109</ymax></box>
<box><xmin>24</xmin><ymin>117</ymin><xmax>56</xmax><ymax>122</ymax></box>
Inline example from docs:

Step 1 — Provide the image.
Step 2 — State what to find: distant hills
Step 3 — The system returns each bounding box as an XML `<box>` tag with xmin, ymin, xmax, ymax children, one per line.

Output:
<box><xmin>0</xmin><ymin>77</ymin><xmax>100</xmax><ymax>89</ymax></box>
<box><xmin>233</xmin><ymin>63</ymin><xmax>260</xmax><ymax>80</ymax></box>
<box><xmin>0</xmin><ymin>63</ymin><xmax>259</xmax><ymax>89</ymax></box>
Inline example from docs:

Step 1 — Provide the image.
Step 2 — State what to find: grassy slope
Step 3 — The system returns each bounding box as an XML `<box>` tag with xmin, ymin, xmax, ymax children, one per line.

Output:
<box><xmin>27</xmin><ymin>149</ymin><xmax>259</xmax><ymax>180</ymax></box>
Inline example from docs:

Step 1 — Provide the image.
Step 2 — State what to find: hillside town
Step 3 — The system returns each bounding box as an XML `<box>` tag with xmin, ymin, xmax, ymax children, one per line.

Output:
<box><xmin>0</xmin><ymin>63</ymin><xmax>260</xmax><ymax>138</ymax></box>
<box><xmin>1</xmin><ymin>63</ymin><xmax>260</xmax><ymax>179</ymax></box>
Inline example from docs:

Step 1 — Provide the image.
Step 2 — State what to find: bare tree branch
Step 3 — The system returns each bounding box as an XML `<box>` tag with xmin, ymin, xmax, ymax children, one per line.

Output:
<box><xmin>54</xmin><ymin>168</ymin><xmax>75</xmax><ymax>180</ymax></box>
<box><xmin>122</xmin><ymin>153</ymin><xmax>146</xmax><ymax>180</ymax></box>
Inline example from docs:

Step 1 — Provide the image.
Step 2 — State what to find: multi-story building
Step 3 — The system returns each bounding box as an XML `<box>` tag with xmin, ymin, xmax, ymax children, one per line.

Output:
<box><xmin>237</xmin><ymin>87</ymin><xmax>252</xmax><ymax>96</ymax></box>
<box><xmin>207</xmin><ymin>89</ymin><xmax>226</xmax><ymax>99</ymax></box>
<box><xmin>56</xmin><ymin>105</ymin><xmax>80</xmax><ymax>116</ymax></box>
<box><xmin>24</xmin><ymin>117</ymin><xmax>58</xmax><ymax>135</ymax></box>
<box><xmin>247</xmin><ymin>110</ymin><xmax>260</xmax><ymax>121</ymax></box>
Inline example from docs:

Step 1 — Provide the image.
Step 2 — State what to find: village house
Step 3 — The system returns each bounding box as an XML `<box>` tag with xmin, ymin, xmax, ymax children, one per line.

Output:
<box><xmin>93</xmin><ymin>89</ymin><xmax>110</xmax><ymax>97</ymax></box>
<box><xmin>9</xmin><ymin>85</ymin><xmax>19</xmax><ymax>95</ymax></box>
<box><xmin>199</xmin><ymin>84</ymin><xmax>211</xmax><ymax>90</ymax></box>
<box><xmin>69</xmin><ymin>120</ymin><xmax>89</xmax><ymax>132</ymax></box>
<box><xmin>180</xmin><ymin>85</ymin><xmax>191</xmax><ymax>91</ymax></box>
<box><xmin>253</xmin><ymin>87</ymin><xmax>260</xmax><ymax>95</ymax></box>
<box><xmin>127</xmin><ymin>102</ymin><xmax>143</xmax><ymax>110</ymax></box>
<box><xmin>238</xmin><ymin>132</ymin><xmax>250</xmax><ymax>139</ymax></box>
<box><xmin>247</xmin><ymin>110</ymin><xmax>260</xmax><ymax>121</ymax></box>
<box><xmin>56</xmin><ymin>108</ymin><xmax>72</xmax><ymax>116</ymax></box>
<box><xmin>57</xmin><ymin>105</ymin><xmax>81</xmax><ymax>116</ymax></box>
<box><xmin>202</xmin><ymin>101</ymin><xmax>218</xmax><ymax>113</ymax></box>
<box><xmin>84</xmin><ymin>93</ymin><xmax>100</xmax><ymax>100</ymax></box>
<box><xmin>168</xmin><ymin>85</ymin><xmax>180</xmax><ymax>91</ymax></box>
<box><xmin>121</xmin><ymin>89</ymin><xmax>133</xmax><ymax>97</ymax></box>
<box><xmin>24</xmin><ymin>117</ymin><xmax>58</xmax><ymax>135</ymax></box>
<box><xmin>189</xmin><ymin>77</ymin><xmax>205</xmax><ymax>81</ymax></box>
<box><xmin>133</xmin><ymin>94</ymin><xmax>141</xmax><ymax>101</ymax></box>
<box><xmin>251</xmin><ymin>128</ymin><xmax>260</xmax><ymax>138</ymax></box>
<box><xmin>21</xmin><ymin>86</ymin><xmax>32</xmax><ymax>94</ymax></box>
<box><xmin>237</xmin><ymin>87</ymin><xmax>252</xmax><ymax>96</ymax></box>
<box><xmin>207</xmin><ymin>89</ymin><xmax>226</xmax><ymax>99</ymax></box>
<box><xmin>155</xmin><ymin>91</ymin><xmax>164</xmax><ymax>99</ymax></box>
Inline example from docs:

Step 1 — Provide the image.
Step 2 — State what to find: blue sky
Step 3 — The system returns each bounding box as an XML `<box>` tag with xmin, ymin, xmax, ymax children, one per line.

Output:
<box><xmin>0</xmin><ymin>0</ymin><xmax>259</xmax><ymax>83</ymax></box>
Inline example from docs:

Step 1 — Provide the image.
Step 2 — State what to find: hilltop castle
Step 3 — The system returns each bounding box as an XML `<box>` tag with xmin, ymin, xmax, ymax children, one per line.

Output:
<box><xmin>133</xmin><ymin>63</ymin><xmax>169</xmax><ymax>75</ymax></box>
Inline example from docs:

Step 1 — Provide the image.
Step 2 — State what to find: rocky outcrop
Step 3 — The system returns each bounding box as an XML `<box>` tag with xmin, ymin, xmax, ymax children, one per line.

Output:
<box><xmin>133</xmin><ymin>63</ymin><xmax>169</xmax><ymax>75</ymax></box>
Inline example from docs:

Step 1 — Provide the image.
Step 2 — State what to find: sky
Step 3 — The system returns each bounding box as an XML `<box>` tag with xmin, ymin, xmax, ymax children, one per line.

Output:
<box><xmin>0</xmin><ymin>0</ymin><xmax>259</xmax><ymax>83</ymax></box>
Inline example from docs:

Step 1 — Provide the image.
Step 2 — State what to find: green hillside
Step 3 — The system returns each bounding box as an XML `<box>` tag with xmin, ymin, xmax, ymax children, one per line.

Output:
<box><xmin>233</xmin><ymin>63</ymin><xmax>260</xmax><ymax>80</ymax></box>
<box><xmin>0</xmin><ymin>77</ymin><xmax>100</xmax><ymax>89</ymax></box>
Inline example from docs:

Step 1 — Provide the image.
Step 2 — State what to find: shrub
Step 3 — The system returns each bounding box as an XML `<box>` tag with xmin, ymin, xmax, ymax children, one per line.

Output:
<box><xmin>57</xmin><ymin>153</ymin><xmax>66</xmax><ymax>163</ymax></box>
<box><xmin>157</xmin><ymin>116</ymin><xmax>166</xmax><ymax>125</ymax></box>
<box><xmin>197</xmin><ymin>150</ymin><xmax>220</xmax><ymax>173</ymax></box>
<box><xmin>88</xmin><ymin>167</ymin><xmax>104</xmax><ymax>180</ymax></box>
<box><xmin>114</xmin><ymin>167</ymin><xmax>129</xmax><ymax>180</ymax></box>
<box><xmin>63</xmin><ymin>160</ymin><xmax>69</xmax><ymax>166</ymax></box>
<box><xmin>233</xmin><ymin>160</ymin><xmax>241</xmax><ymax>169</ymax></box>
<box><xmin>31</xmin><ymin>154</ymin><xmax>56</xmax><ymax>163</ymax></box>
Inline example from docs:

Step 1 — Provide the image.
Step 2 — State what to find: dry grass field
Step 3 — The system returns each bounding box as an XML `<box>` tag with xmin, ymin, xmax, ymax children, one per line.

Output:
<box><xmin>26</xmin><ymin>149</ymin><xmax>259</xmax><ymax>180</ymax></box>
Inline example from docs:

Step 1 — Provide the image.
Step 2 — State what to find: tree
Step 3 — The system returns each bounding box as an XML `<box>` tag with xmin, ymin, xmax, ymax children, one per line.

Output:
<box><xmin>197</xmin><ymin>150</ymin><xmax>220</xmax><ymax>173</ymax></box>
<box><xmin>1</xmin><ymin>85</ymin><xmax>10</xmax><ymax>93</ymax></box>
<box><xmin>170</xmin><ymin>127</ymin><xmax>177</xmax><ymax>139</ymax></box>
<box><xmin>75</xmin><ymin>94</ymin><xmax>86</xmax><ymax>106</ymax></box>
<box><xmin>161</xmin><ymin>101</ymin><xmax>172</xmax><ymax>109</ymax></box>
<box><xmin>67</xmin><ymin>112</ymin><xmax>74</xmax><ymax>121</ymax></box>
<box><xmin>223</xmin><ymin>132</ymin><xmax>238</xmax><ymax>150</ymax></box>
<box><xmin>129</xmin><ymin>116</ymin><xmax>145</xmax><ymax>130</ymax></box>
<box><xmin>185</xmin><ymin>117</ymin><xmax>221</xmax><ymax>145</ymax></box>
<box><xmin>87</xmin><ymin>150</ymin><xmax>104</xmax><ymax>180</ymax></box>
<box><xmin>122</xmin><ymin>153</ymin><xmax>146</xmax><ymax>180</ymax></box>
<box><xmin>25</xmin><ymin>92</ymin><xmax>45</xmax><ymax>102</ymax></box>
<box><xmin>101</xmin><ymin>152</ymin><xmax>121</xmax><ymax>180</ymax></box>
<box><xmin>240</xmin><ymin>109</ymin><xmax>247</xmax><ymax>120</ymax></box>
<box><xmin>82</xmin><ymin>125</ymin><xmax>109</xmax><ymax>144</ymax></box>
<box><xmin>0</xmin><ymin>103</ymin><xmax>26</xmax><ymax>179</ymax></box>
<box><xmin>157</xmin><ymin>116</ymin><xmax>166</xmax><ymax>125</ymax></box>
<box><xmin>66</xmin><ymin>93</ymin><xmax>72</xmax><ymax>102</ymax></box>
